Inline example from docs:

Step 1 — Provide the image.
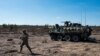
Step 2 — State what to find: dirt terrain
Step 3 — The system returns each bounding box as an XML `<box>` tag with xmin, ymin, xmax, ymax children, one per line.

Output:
<box><xmin>0</xmin><ymin>33</ymin><xmax>100</xmax><ymax>56</ymax></box>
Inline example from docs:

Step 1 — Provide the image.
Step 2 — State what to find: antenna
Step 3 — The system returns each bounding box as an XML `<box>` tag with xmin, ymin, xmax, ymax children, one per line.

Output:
<box><xmin>85</xmin><ymin>9</ymin><xmax>86</xmax><ymax>26</ymax></box>
<box><xmin>81</xmin><ymin>9</ymin><xmax>82</xmax><ymax>25</ymax></box>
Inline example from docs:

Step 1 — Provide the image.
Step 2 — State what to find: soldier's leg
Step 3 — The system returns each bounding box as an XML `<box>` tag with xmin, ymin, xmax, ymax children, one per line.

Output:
<box><xmin>20</xmin><ymin>42</ymin><xmax>25</xmax><ymax>53</ymax></box>
<box><xmin>25</xmin><ymin>42</ymin><xmax>32</xmax><ymax>54</ymax></box>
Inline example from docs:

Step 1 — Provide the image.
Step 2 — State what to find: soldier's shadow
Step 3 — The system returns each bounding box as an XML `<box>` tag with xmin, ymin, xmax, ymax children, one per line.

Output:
<box><xmin>31</xmin><ymin>53</ymin><xmax>42</xmax><ymax>56</ymax></box>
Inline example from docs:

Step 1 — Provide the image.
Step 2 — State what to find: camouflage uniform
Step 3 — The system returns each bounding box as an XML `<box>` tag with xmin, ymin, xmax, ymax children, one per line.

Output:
<box><xmin>20</xmin><ymin>30</ymin><xmax>32</xmax><ymax>54</ymax></box>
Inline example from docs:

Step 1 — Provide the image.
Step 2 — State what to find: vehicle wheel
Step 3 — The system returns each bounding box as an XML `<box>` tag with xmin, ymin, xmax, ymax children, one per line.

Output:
<box><xmin>51</xmin><ymin>35</ymin><xmax>55</xmax><ymax>41</ymax></box>
<box><xmin>83</xmin><ymin>33</ymin><xmax>88</xmax><ymax>41</ymax></box>
<box><xmin>50</xmin><ymin>33</ymin><xmax>54</xmax><ymax>40</ymax></box>
<box><xmin>72</xmin><ymin>35</ymin><xmax>80</xmax><ymax>42</ymax></box>
<box><xmin>57</xmin><ymin>34</ymin><xmax>63</xmax><ymax>41</ymax></box>
<box><xmin>49</xmin><ymin>33</ymin><xmax>57</xmax><ymax>41</ymax></box>
<box><xmin>63</xmin><ymin>35</ymin><xmax>70</xmax><ymax>41</ymax></box>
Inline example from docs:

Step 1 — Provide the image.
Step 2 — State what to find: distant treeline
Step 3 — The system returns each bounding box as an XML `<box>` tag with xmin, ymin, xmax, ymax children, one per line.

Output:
<box><xmin>0</xmin><ymin>24</ymin><xmax>50</xmax><ymax>35</ymax></box>
<box><xmin>0</xmin><ymin>24</ymin><xmax>50</xmax><ymax>28</ymax></box>
<box><xmin>0</xmin><ymin>24</ymin><xmax>100</xmax><ymax>34</ymax></box>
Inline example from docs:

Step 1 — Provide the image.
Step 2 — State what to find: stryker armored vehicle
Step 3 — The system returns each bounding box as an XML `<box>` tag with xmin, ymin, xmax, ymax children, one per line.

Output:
<box><xmin>49</xmin><ymin>21</ymin><xmax>95</xmax><ymax>42</ymax></box>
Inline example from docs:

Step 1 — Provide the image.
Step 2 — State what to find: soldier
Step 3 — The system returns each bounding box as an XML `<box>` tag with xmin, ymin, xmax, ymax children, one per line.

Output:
<box><xmin>55</xmin><ymin>24</ymin><xmax>60</xmax><ymax>32</ymax></box>
<box><xmin>19</xmin><ymin>30</ymin><xmax>33</xmax><ymax>54</ymax></box>
<box><xmin>64</xmin><ymin>21</ymin><xmax>70</xmax><ymax>26</ymax></box>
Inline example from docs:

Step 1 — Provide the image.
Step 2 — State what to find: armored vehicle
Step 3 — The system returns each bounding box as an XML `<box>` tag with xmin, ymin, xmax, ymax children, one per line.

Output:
<box><xmin>49</xmin><ymin>21</ymin><xmax>94</xmax><ymax>42</ymax></box>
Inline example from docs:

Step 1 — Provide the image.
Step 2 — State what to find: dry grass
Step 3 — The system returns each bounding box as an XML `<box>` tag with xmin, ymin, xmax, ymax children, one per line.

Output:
<box><xmin>0</xmin><ymin>33</ymin><xmax>100</xmax><ymax>56</ymax></box>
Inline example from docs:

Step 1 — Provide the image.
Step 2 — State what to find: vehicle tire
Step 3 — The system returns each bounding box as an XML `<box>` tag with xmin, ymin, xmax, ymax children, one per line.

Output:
<box><xmin>49</xmin><ymin>33</ymin><xmax>57</xmax><ymax>41</ymax></box>
<box><xmin>72</xmin><ymin>35</ymin><xmax>80</xmax><ymax>42</ymax></box>
<box><xmin>57</xmin><ymin>34</ymin><xmax>63</xmax><ymax>41</ymax></box>
<box><xmin>50</xmin><ymin>33</ymin><xmax>55</xmax><ymax>41</ymax></box>
<box><xmin>63</xmin><ymin>35</ymin><xmax>71</xmax><ymax>41</ymax></box>
<box><xmin>83</xmin><ymin>33</ymin><xmax>88</xmax><ymax>41</ymax></box>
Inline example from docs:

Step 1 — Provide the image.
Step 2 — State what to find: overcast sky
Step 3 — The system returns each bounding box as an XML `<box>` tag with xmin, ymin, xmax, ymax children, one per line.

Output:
<box><xmin>0</xmin><ymin>0</ymin><xmax>100</xmax><ymax>25</ymax></box>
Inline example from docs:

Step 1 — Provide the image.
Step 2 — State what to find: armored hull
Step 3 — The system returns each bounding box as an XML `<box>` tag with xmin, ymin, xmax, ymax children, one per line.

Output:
<box><xmin>49</xmin><ymin>21</ymin><xmax>93</xmax><ymax>42</ymax></box>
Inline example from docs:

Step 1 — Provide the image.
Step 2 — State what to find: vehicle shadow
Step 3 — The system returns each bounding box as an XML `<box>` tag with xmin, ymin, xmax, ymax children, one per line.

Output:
<box><xmin>81</xmin><ymin>37</ymin><xmax>99</xmax><ymax>43</ymax></box>
<box><xmin>96</xmin><ymin>40</ymin><xmax>100</xmax><ymax>43</ymax></box>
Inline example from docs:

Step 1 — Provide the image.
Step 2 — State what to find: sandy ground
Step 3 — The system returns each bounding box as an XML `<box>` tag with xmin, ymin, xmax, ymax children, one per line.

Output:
<box><xmin>0</xmin><ymin>34</ymin><xmax>100</xmax><ymax>56</ymax></box>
